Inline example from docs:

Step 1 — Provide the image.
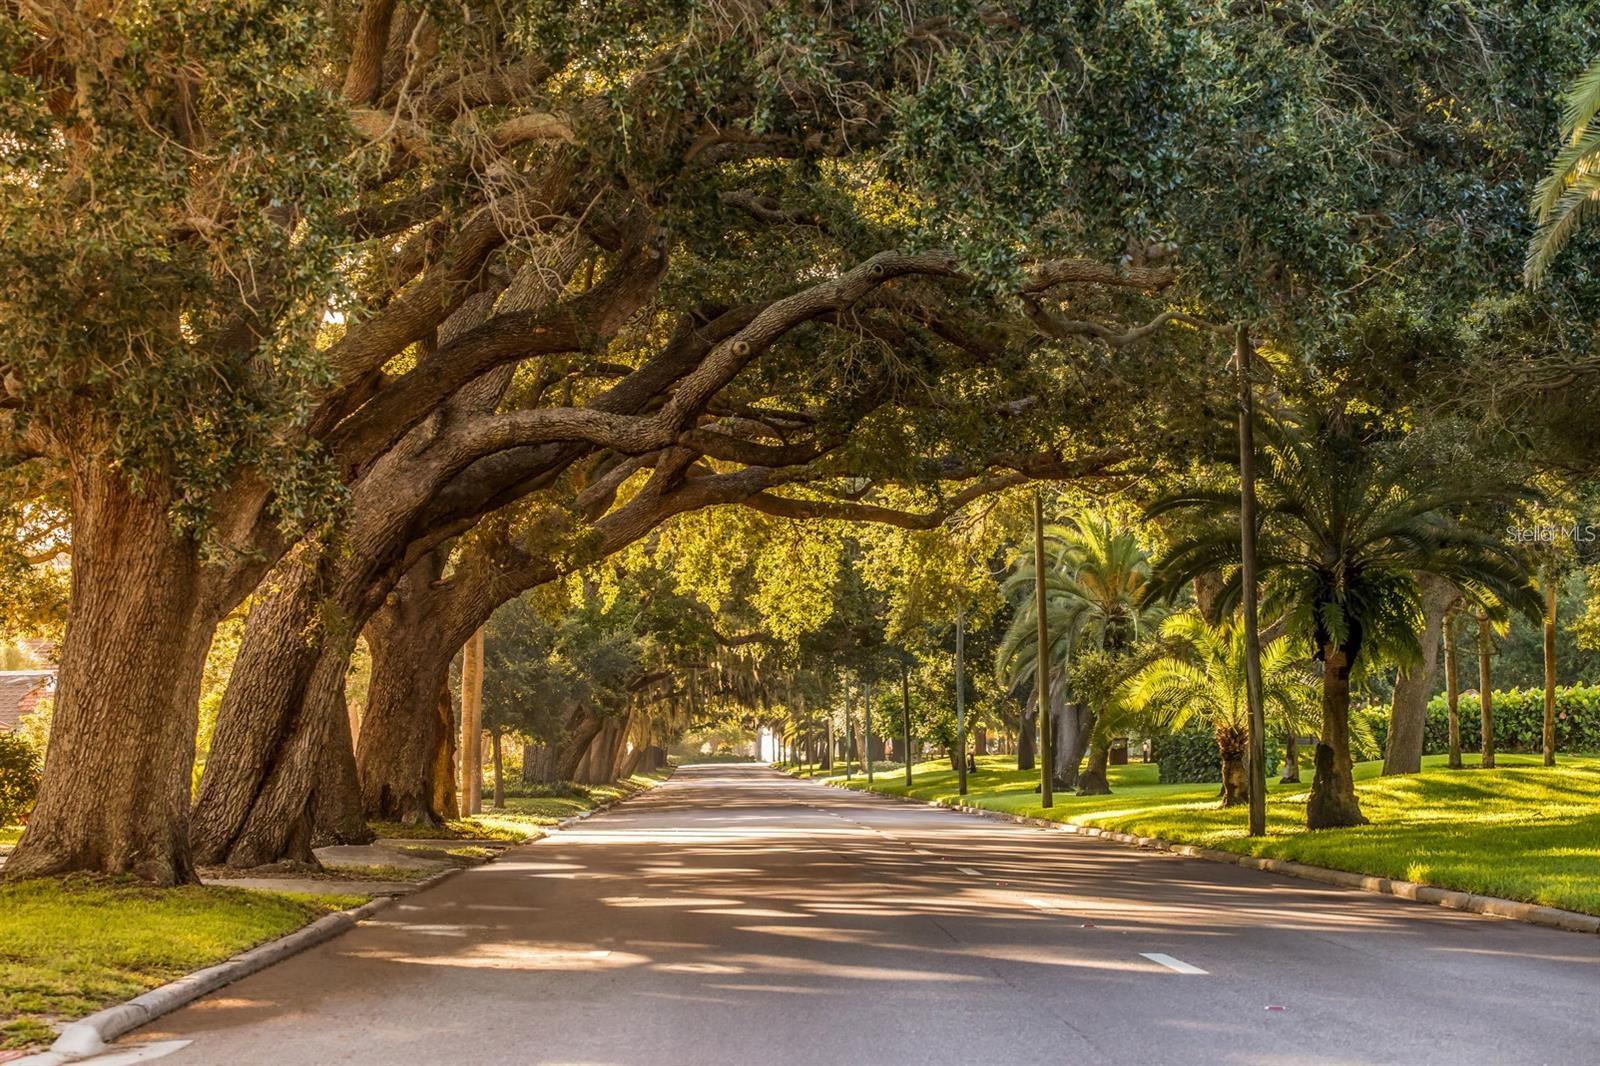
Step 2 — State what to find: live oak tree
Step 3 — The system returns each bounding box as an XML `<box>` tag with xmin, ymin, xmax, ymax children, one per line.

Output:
<box><xmin>9</xmin><ymin>0</ymin><xmax>1595</xmax><ymax>882</ymax></box>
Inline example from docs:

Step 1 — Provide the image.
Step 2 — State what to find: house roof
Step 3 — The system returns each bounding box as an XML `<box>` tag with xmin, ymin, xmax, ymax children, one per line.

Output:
<box><xmin>0</xmin><ymin>670</ymin><xmax>53</xmax><ymax>733</ymax></box>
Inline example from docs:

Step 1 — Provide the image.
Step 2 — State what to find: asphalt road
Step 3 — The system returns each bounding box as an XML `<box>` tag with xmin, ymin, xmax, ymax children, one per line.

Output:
<box><xmin>107</xmin><ymin>763</ymin><xmax>1600</xmax><ymax>1066</ymax></box>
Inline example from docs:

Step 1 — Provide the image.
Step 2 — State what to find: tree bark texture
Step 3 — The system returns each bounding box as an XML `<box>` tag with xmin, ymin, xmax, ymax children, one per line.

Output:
<box><xmin>1544</xmin><ymin>579</ymin><xmax>1557</xmax><ymax>767</ymax></box>
<box><xmin>5</xmin><ymin>469</ymin><xmax>217</xmax><ymax>884</ymax></box>
<box><xmin>1217</xmin><ymin>720</ymin><xmax>1249</xmax><ymax>806</ymax></box>
<box><xmin>357</xmin><ymin>586</ymin><xmax>459</xmax><ymax>826</ymax></box>
<box><xmin>1383</xmin><ymin>574</ymin><xmax>1458</xmax><ymax>776</ymax></box>
<box><xmin>1478</xmin><ymin>614</ymin><xmax>1496</xmax><ymax>769</ymax></box>
<box><xmin>1307</xmin><ymin>645</ymin><xmax>1368</xmax><ymax>828</ymax></box>
<box><xmin>1445</xmin><ymin>618</ymin><xmax>1463</xmax><ymax>769</ymax></box>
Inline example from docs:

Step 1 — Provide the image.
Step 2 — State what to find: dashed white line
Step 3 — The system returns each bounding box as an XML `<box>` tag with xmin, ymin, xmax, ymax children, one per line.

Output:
<box><xmin>956</xmin><ymin>866</ymin><xmax>983</xmax><ymax>876</ymax></box>
<box><xmin>1141</xmin><ymin>952</ymin><xmax>1207</xmax><ymax>975</ymax></box>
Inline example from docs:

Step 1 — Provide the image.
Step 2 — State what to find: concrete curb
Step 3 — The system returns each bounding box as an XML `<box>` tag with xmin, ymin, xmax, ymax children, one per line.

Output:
<box><xmin>18</xmin><ymin>771</ymin><xmax>675</xmax><ymax>1064</ymax></box>
<box><xmin>807</xmin><ymin>774</ymin><xmax>1600</xmax><ymax>937</ymax></box>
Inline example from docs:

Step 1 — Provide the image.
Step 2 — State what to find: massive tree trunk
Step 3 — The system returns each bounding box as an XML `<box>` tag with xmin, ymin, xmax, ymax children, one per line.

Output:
<box><xmin>1445</xmin><ymin>616</ymin><xmax>1463</xmax><ymax>769</ymax></box>
<box><xmin>356</xmin><ymin>578</ymin><xmax>459</xmax><ymax>826</ymax></box>
<box><xmin>190</xmin><ymin>546</ymin><xmax>372</xmax><ymax>868</ymax></box>
<box><xmin>193</xmin><ymin>621</ymin><xmax>369</xmax><ymax>867</ymax></box>
<box><xmin>555</xmin><ymin>709</ymin><xmax>604</xmax><ymax>782</ymax></box>
<box><xmin>1307</xmin><ymin>644</ymin><xmax>1367</xmax><ymax>829</ymax></box>
<box><xmin>5</xmin><ymin>471</ymin><xmax>217</xmax><ymax>884</ymax></box>
<box><xmin>1383</xmin><ymin>575</ymin><xmax>1458</xmax><ymax>776</ymax></box>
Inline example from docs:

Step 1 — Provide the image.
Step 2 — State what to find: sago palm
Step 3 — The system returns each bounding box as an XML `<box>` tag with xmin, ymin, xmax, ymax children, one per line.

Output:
<box><xmin>1148</xmin><ymin>411</ymin><xmax>1538</xmax><ymax>828</ymax></box>
<box><xmin>997</xmin><ymin>513</ymin><xmax>1163</xmax><ymax>792</ymax></box>
<box><xmin>1124</xmin><ymin>612</ymin><xmax>1322</xmax><ymax>807</ymax></box>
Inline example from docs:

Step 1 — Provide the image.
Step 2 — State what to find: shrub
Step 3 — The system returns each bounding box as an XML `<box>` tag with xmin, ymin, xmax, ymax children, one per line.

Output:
<box><xmin>0</xmin><ymin>732</ymin><xmax>41</xmax><ymax>826</ymax></box>
<box><xmin>1153</xmin><ymin>723</ymin><xmax>1222</xmax><ymax>784</ymax></box>
<box><xmin>1423</xmin><ymin>685</ymin><xmax>1600</xmax><ymax>754</ymax></box>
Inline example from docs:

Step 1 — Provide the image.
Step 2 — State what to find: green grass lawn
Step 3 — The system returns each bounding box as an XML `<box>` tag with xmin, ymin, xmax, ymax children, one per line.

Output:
<box><xmin>0</xmin><ymin>825</ymin><xmax>21</xmax><ymax>846</ymax></box>
<box><xmin>370</xmin><ymin>769</ymin><xmax>674</xmax><ymax>842</ymax></box>
<box><xmin>822</xmin><ymin>752</ymin><xmax>1600</xmax><ymax>916</ymax></box>
<box><xmin>0</xmin><ymin>876</ymin><xmax>361</xmax><ymax>1051</ymax></box>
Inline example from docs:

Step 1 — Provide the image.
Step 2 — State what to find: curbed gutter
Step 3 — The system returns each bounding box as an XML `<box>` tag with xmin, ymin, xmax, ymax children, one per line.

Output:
<box><xmin>810</xmin><ymin>774</ymin><xmax>1600</xmax><ymax>937</ymax></box>
<box><xmin>17</xmin><ymin>770</ymin><xmax>674</xmax><ymax>1064</ymax></box>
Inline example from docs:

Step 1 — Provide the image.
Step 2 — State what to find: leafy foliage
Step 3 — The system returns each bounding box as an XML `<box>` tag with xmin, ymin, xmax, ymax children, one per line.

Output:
<box><xmin>0</xmin><ymin>732</ymin><xmax>41</xmax><ymax>827</ymax></box>
<box><xmin>1151</xmin><ymin>408</ymin><xmax>1540</xmax><ymax>670</ymax></box>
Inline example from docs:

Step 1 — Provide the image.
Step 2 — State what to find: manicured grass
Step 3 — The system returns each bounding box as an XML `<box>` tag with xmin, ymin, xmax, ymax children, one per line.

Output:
<box><xmin>0</xmin><ymin>876</ymin><xmax>361</xmax><ymax>1051</ymax></box>
<box><xmin>0</xmin><ymin>825</ymin><xmax>21</xmax><ymax>846</ymax></box>
<box><xmin>370</xmin><ymin>770</ymin><xmax>673</xmax><ymax>842</ymax></box>
<box><xmin>825</xmin><ymin>752</ymin><xmax>1600</xmax><ymax>917</ymax></box>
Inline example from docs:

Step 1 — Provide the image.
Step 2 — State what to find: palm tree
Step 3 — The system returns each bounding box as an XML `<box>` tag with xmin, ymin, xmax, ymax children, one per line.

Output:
<box><xmin>1528</xmin><ymin>56</ymin><xmax>1600</xmax><ymax>284</ymax></box>
<box><xmin>1149</xmin><ymin>411</ymin><xmax>1538</xmax><ymax>828</ymax></box>
<box><xmin>1124</xmin><ymin>612</ymin><xmax>1322</xmax><ymax>806</ymax></box>
<box><xmin>997</xmin><ymin>513</ymin><xmax>1163</xmax><ymax>793</ymax></box>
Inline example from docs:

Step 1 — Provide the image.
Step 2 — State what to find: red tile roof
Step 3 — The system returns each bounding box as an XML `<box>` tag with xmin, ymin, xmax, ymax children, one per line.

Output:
<box><xmin>0</xmin><ymin>671</ymin><xmax>53</xmax><ymax>733</ymax></box>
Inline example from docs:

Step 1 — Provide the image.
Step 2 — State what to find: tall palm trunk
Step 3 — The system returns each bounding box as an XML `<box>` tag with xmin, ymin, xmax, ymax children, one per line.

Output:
<box><xmin>1478</xmin><ymin>613</ymin><xmax>1495</xmax><ymax>769</ymax></box>
<box><xmin>1543</xmin><ymin>579</ymin><xmax>1557</xmax><ymax>767</ymax></box>
<box><xmin>491</xmin><ymin>728</ymin><xmax>505</xmax><ymax>809</ymax></box>
<box><xmin>1307</xmin><ymin>644</ymin><xmax>1368</xmax><ymax>828</ymax></box>
<box><xmin>1445</xmin><ymin>617</ymin><xmax>1463</xmax><ymax>769</ymax></box>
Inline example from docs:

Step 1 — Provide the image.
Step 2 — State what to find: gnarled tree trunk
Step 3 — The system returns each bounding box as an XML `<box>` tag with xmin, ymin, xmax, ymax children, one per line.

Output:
<box><xmin>1383</xmin><ymin>574</ymin><xmax>1457</xmax><ymax>776</ymax></box>
<box><xmin>193</xmin><ymin>620</ymin><xmax>369</xmax><ymax>867</ymax></box>
<box><xmin>190</xmin><ymin>543</ymin><xmax>374</xmax><ymax>867</ymax></box>
<box><xmin>356</xmin><ymin>576</ymin><xmax>459</xmax><ymax>826</ymax></box>
<box><xmin>1308</xmin><ymin>644</ymin><xmax>1367</xmax><ymax>828</ymax></box>
<box><xmin>5</xmin><ymin>470</ymin><xmax>217</xmax><ymax>884</ymax></box>
<box><xmin>1075</xmin><ymin>740</ymin><xmax>1111</xmax><ymax>795</ymax></box>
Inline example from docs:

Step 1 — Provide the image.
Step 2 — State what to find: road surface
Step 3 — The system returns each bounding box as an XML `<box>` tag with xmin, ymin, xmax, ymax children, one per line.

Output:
<box><xmin>106</xmin><ymin>764</ymin><xmax>1600</xmax><ymax>1065</ymax></box>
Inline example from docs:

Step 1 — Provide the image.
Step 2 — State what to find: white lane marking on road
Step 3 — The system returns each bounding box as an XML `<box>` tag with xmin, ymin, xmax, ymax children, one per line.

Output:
<box><xmin>1141</xmin><ymin>952</ymin><xmax>1207</xmax><ymax>975</ymax></box>
<box><xmin>956</xmin><ymin>866</ymin><xmax>983</xmax><ymax>876</ymax></box>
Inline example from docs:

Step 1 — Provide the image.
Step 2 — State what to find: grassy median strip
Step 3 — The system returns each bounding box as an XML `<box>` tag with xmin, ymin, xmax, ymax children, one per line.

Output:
<box><xmin>0</xmin><ymin>875</ymin><xmax>363</xmax><ymax>1051</ymax></box>
<box><xmin>818</xmin><ymin>753</ymin><xmax>1600</xmax><ymax>917</ymax></box>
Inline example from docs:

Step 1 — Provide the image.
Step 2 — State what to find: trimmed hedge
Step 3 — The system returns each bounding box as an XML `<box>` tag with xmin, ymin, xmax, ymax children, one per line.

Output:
<box><xmin>1153</xmin><ymin>723</ymin><xmax>1221</xmax><ymax>784</ymax></box>
<box><xmin>1423</xmin><ymin>685</ymin><xmax>1600</xmax><ymax>754</ymax></box>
